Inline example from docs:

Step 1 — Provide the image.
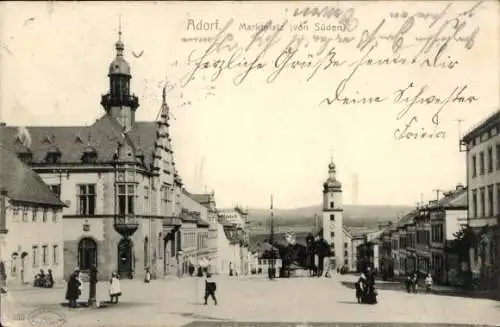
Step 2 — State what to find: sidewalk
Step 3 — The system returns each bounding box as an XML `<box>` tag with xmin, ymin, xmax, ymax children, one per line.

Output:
<box><xmin>373</xmin><ymin>275</ymin><xmax>496</xmax><ymax>300</ymax></box>
<box><xmin>3</xmin><ymin>283</ymin><xmax>65</xmax><ymax>293</ymax></box>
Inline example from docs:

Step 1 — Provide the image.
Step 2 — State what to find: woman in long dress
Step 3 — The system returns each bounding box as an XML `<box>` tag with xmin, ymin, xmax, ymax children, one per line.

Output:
<box><xmin>357</xmin><ymin>268</ymin><xmax>377</xmax><ymax>304</ymax></box>
<box><xmin>65</xmin><ymin>270</ymin><xmax>81</xmax><ymax>308</ymax></box>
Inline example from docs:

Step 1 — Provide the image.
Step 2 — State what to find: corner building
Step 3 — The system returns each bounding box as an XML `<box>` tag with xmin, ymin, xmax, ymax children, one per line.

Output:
<box><xmin>0</xmin><ymin>31</ymin><xmax>189</xmax><ymax>281</ymax></box>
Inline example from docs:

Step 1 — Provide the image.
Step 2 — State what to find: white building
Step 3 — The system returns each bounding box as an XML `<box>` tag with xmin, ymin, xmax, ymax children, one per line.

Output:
<box><xmin>342</xmin><ymin>226</ymin><xmax>354</xmax><ymax>271</ymax></box>
<box><xmin>461</xmin><ymin>109</ymin><xmax>500</xmax><ymax>285</ymax></box>
<box><xmin>0</xmin><ymin>146</ymin><xmax>66</xmax><ymax>287</ymax></box>
<box><xmin>321</xmin><ymin>158</ymin><xmax>344</xmax><ymax>269</ymax></box>
<box><xmin>218</xmin><ymin>207</ymin><xmax>250</xmax><ymax>275</ymax></box>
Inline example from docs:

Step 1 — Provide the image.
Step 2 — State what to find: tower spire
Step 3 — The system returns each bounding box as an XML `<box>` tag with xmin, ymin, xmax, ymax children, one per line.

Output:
<box><xmin>118</xmin><ymin>14</ymin><xmax>122</xmax><ymax>42</ymax></box>
<box><xmin>159</xmin><ymin>87</ymin><xmax>170</xmax><ymax>125</ymax></box>
<box><xmin>115</xmin><ymin>14</ymin><xmax>124</xmax><ymax>56</ymax></box>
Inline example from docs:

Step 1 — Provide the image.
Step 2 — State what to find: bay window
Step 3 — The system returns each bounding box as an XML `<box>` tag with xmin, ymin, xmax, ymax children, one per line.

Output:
<box><xmin>118</xmin><ymin>184</ymin><xmax>136</xmax><ymax>215</ymax></box>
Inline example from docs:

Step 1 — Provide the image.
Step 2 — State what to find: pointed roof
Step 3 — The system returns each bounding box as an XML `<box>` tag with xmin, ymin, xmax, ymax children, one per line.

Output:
<box><xmin>0</xmin><ymin>146</ymin><xmax>65</xmax><ymax>207</ymax></box>
<box><xmin>108</xmin><ymin>18</ymin><xmax>130</xmax><ymax>76</ymax></box>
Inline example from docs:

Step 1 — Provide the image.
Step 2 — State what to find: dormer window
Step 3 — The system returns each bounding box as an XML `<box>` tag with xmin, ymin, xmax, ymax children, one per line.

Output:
<box><xmin>18</xmin><ymin>150</ymin><xmax>33</xmax><ymax>164</ymax></box>
<box><xmin>45</xmin><ymin>146</ymin><xmax>61</xmax><ymax>164</ymax></box>
<box><xmin>81</xmin><ymin>146</ymin><xmax>98</xmax><ymax>164</ymax></box>
<box><xmin>136</xmin><ymin>152</ymin><xmax>145</xmax><ymax>165</ymax></box>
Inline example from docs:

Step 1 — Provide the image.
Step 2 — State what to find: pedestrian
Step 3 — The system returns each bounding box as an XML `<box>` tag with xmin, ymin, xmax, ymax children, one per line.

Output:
<box><xmin>144</xmin><ymin>267</ymin><xmax>151</xmax><ymax>283</ymax></box>
<box><xmin>65</xmin><ymin>269</ymin><xmax>81</xmax><ymax>308</ymax></box>
<box><xmin>405</xmin><ymin>275</ymin><xmax>412</xmax><ymax>293</ymax></box>
<box><xmin>229</xmin><ymin>262</ymin><xmax>233</xmax><ymax>277</ymax></box>
<box><xmin>45</xmin><ymin>269</ymin><xmax>54</xmax><ymax>288</ymax></box>
<box><xmin>203</xmin><ymin>272</ymin><xmax>217</xmax><ymax>305</ymax></box>
<box><xmin>411</xmin><ymin>273</ymin><xmax>418</xmax><ymax>293</ymax></box>
<box><xmin>425</xmin><ymin>273</ymin><xmax>433</xmax><ymax>293</ymax></box>
<box><xmin>109</xmin><ymin>272</ymin><xmax>121</xmax><ymax>304</ymax></box>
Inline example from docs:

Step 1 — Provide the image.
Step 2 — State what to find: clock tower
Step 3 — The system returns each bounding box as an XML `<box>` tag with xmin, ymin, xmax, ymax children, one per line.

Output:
<box><xmin>322</xmin><ymin>157</ymin><xmax>343</xmax><ymax>269</ymax></box>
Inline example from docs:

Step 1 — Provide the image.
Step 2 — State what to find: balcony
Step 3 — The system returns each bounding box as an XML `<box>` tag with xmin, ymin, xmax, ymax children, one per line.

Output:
<box><xmin>163</xmin><ymin>216</ymin><xmax>183</xmax><ymax>227</ymax></box>
<box><xmin>101</xmin><ymin>93</ymin><xmax>139</xmax><ymax>110</ymax></box>
<box><xmin>114</xmin><ymin>214</ymin><xmax>139</xmax><ymax>238</ymax></box>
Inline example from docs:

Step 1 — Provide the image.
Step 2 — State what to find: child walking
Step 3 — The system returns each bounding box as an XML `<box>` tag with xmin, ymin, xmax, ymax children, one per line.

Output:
<box><xmin>204</xmin><ymin>272</ymin><xmax>217</xmax><ymax>305</ymax></box>
<box><xmin>109</xmin><ymin>272</ymin><xmax>121</xmax><ymax>304</ymax></box>
<box><xmin>144</xmin><ymin>267</ymin><xmax>151</xmax><ymax>283</ymax></box>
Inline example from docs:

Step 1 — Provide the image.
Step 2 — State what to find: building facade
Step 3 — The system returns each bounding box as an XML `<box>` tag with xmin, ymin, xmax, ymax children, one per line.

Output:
<box><xmin>461</xmin><ymin>109</ymin><xmax>500</xmax><ymax>290</ymax></box>
<box><xmin>218</xmin><ymin>207</ymin><xmax>250</xmax><ymax>276</ymax></box>
<box><xmin>322</xmin><ymin>158</ymin><xmax>344</xmax><ymax>269</ymax></box>
<box><xmin>342</xmin><ymin>227</ymin><xmax>354</xmax><ymax>271</ymax></box>
<box><xmin>429</xmin><ymin>186</ymin><xmax>467</xmax><ymax>284</ymax></box>
<box><xmin>415</xmin><ymin>206</ymin><xmax>431</xmax><ymax>277</ymax></box>
<box><xmin>0</xmin><ymin>146</ymin><xmax>66</xmax><ymax>286</ymax></box>
<box><xmin>0</xmin><ymin>30</ymin><xmax>233</xmax><ymax>281</ymax></box>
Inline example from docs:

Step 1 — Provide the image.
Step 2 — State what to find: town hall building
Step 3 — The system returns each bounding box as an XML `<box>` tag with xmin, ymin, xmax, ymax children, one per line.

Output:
<box><xmin>0</xmin><ymin>28</ymin><xmax>230</xmax><ymax>281</ymax></box>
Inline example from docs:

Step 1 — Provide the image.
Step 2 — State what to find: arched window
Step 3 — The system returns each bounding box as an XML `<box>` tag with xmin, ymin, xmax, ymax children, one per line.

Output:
<box><xmin>330</xmin><ymin>201</ymin><xmax>334</xmax><ymax>209</ymax></box>
<box><xmin>144</xmin><ymin>236</ymin><xmax>149</xmax><ymax>268</ymax></box>
<box><xmin>78</xmin><ymin>237</ymin><xmax>97</xmax><ymax>270</ymax></box>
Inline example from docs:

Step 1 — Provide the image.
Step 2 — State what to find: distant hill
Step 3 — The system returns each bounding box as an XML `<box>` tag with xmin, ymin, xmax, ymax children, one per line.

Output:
<box><xmin>247</xmin><ymin>204</ymin><xmax>413</xmax><ymax>233</ymax></box>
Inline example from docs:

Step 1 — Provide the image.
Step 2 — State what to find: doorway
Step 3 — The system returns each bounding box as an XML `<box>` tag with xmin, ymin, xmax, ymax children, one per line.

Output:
<box><xmin>78</xmin><ymin>238</ymin><xmax>98</xmax><ymax>270</ymax></box>
<box><xmin>118</xmin><ymin>238</ymin><xmax>134</xmax><ymax>279</ymax></box>
<box><xmin>20</xmin><ymin>252</ymin><xmax>28</xmax><ymax>284</ymax></box>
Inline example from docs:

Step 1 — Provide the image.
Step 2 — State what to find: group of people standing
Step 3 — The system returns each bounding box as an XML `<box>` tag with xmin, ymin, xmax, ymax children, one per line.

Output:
<box><xmin>34</xmin><ymin>269</ymin><xmax>54</xmax><ymax>288</ymax></box>
<box><xmin>405</xmin><ymin>273</ymin><xmax>433</xmax><ymax>293</ymax></box>
<box><xmin>65</xmin><ymin>267</ymin><xmax>122</xmax><ymax>308</ymax></box>
<box><xmin>355</xmin><ymin>267</ymin><xmax>378</xmax><ymax>304</ymax></box>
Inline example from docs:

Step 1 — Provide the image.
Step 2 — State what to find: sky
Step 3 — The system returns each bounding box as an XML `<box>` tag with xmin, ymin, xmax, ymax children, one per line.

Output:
<box><xmin>0</xmin><ymin>1</ymin><xmax>498</xmax><ymax>209</ymax></box>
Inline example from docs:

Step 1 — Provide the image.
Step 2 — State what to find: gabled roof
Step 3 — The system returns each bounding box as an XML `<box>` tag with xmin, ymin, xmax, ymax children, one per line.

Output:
<box><xmin>0</xmin><ymin>146</ymin><xmax>65</xmax><ymax>207</ymax></box>
<box><xmin>431</xmin><ymin>188</ymin><xmax>467</xmax><ymax>209</ymax></box>
<box><xmin>395</xmin><ymin>210</ymin><xmax>418</xmax><ymax>228</ymax></box>
<box><xmin>0</xmin><ymin>115</ymin><xmax>161</xmax><ymax>169</ymax></box>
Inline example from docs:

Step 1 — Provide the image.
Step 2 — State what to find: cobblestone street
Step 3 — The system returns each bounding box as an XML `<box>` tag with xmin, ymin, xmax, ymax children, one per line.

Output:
<box><xmin>3</xmin><ymin>274</ymin><xmax>499</xmax><ymax>327</ymax></box>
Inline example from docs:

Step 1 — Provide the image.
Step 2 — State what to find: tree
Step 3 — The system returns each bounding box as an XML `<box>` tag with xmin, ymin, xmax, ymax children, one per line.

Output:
<box><xmin>452</xmin><ymin>226</ymin><xmax>477</xmax><ymax>262</ymax></box>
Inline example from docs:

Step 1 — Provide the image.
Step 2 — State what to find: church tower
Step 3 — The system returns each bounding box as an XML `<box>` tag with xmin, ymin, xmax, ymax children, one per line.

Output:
<box><xmin>322</xmin><ymin>156</ymin><xmax>343</xmax><ymax>269</ymax></box>
<box><xmin>101</xmin><ymin>22</ymin><xmax>139</xmax><ymax>131</ymax></box>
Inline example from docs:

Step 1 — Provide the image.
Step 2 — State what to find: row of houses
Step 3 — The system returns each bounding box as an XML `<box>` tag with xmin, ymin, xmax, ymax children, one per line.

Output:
<box><xmin>374</xmin><ymin>109</ymin><xmax>500</xmax><ymax>296</ymax></box>
<box><xmin>378</xmin><ymin>185</ymin><xmax>468</xmax><ymax>282</ymax></box>
<box><xmin>0</xmin><ymin>29</ymin><xmax>253</xmax><ymax>285</ymax></box>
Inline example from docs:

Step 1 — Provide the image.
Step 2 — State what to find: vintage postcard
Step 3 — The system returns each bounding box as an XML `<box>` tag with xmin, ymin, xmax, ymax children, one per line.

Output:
<box><xmin>0</xmin><ymin>1</ymin><xmax>499</xmax><ymax>326</ymax></box>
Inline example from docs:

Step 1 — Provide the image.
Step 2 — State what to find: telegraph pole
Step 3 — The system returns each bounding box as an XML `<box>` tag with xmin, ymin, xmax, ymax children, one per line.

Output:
<box><xmin>269</xmin><ymin>194</ymin><xmax>275</xmax><ymax>280</ymax></box>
